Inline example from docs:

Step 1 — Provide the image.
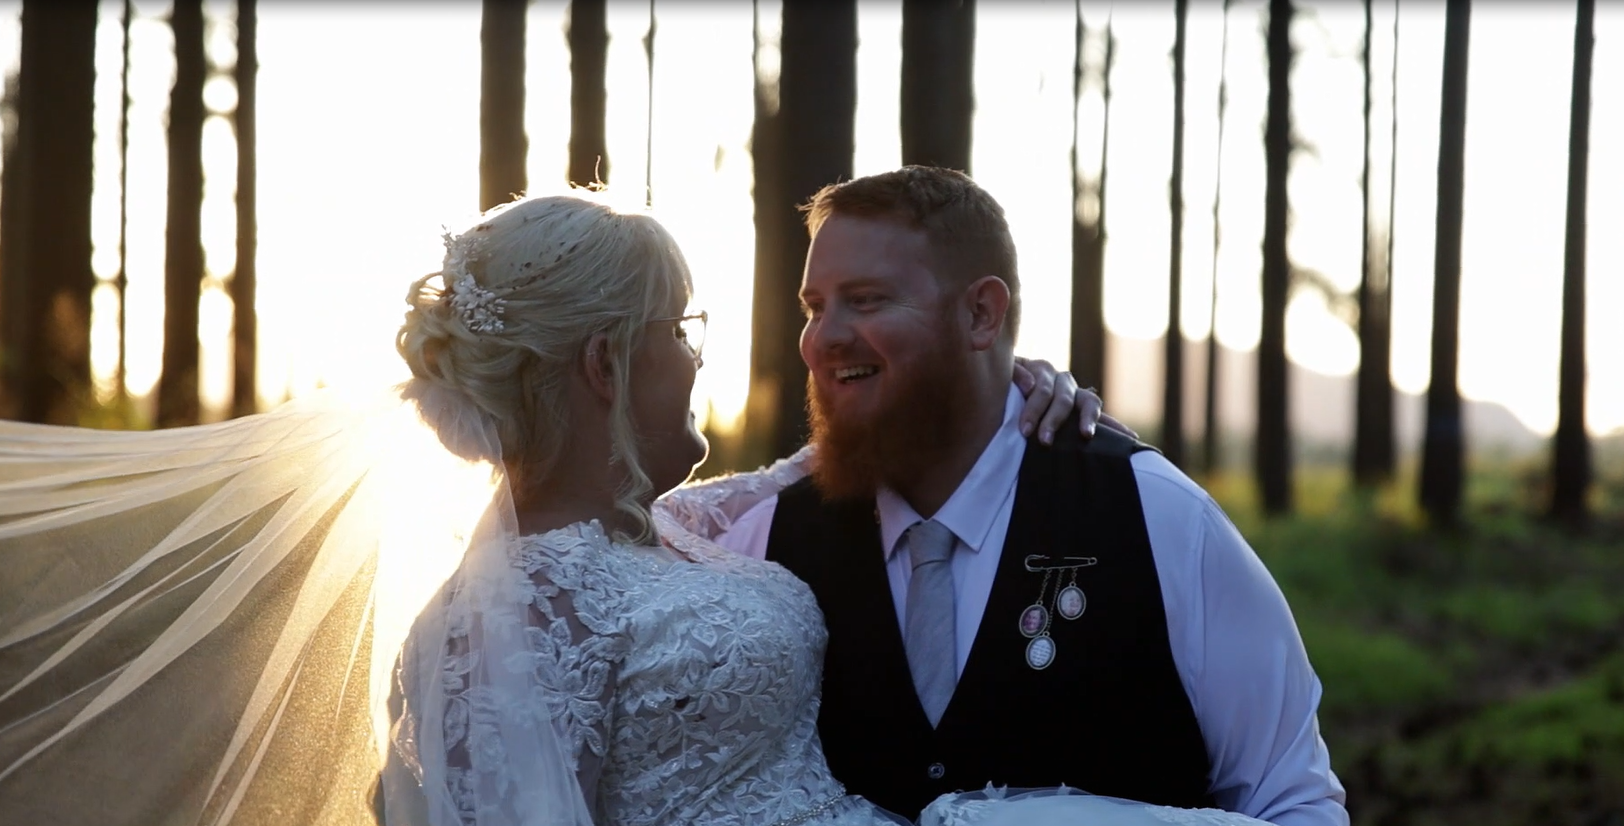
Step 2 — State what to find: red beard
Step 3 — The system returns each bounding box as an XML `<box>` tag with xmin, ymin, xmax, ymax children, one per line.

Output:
<box><xmin>806</xmin><ymin>333</ymin><xmax>973</xmax><ymax>502</ymax></box>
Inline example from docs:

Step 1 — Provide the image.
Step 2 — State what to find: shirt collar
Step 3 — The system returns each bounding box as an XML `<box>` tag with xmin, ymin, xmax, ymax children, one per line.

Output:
<box><xmin>877</xmin><ymin>384</ymin><xmax>1029</xmax><ymax>560</ymax></box>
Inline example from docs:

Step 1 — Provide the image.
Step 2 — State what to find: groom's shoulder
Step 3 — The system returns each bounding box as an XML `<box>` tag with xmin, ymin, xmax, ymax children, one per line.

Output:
<box><xmin>1047</xmin><ymin>417</ymin><xmax>1159</xmax><ymax>461</ymax></box>
<box><xmin>780</xmin><ymin>474</ymin><xmax>820</xmax><ymax>503</ymax></box>
<box><xmin>1126</xmin><ymin>449</ymin><xmax>1227</xmax><ymax>525</ymax></box>
<box><xmin>1047</xmin><ymin>423</ymin><xmax>1217</xmax><ymax>514</ymax></box>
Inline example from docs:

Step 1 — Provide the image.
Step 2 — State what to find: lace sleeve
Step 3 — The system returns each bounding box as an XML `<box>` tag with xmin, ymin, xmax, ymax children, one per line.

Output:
<box><xmin>654</xmin><ymin>445</ymin><xmax>813</xmax><ymax>541</ymax></box>
<box><xmin>437</xmin><ymin>531</ymin><xmax>628</xmax><ymax>825</ymax></box>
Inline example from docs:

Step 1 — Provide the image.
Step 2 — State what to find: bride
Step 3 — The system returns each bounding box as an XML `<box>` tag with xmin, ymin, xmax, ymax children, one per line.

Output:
<box><xmin>0</xmin><ymin>193</ymin><xmax>1263</xmax><ymax>826</ymax></box>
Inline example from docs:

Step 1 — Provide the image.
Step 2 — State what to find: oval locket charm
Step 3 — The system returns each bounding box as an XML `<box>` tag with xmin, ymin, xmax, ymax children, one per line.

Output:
<box><xmin>1018</xmin><ymin>604</ymin><xmax>1048</xmax><ymax>638</ymax></box>
<box><xmin>1025</xmin><ymin>635</ymin><xmax>1056</xmax><ymax>670</ymax></box>
<box><xmin>1056</xmin><ymin>584</ymin><xmax>1087</xmax><ymax>620</ymax></box>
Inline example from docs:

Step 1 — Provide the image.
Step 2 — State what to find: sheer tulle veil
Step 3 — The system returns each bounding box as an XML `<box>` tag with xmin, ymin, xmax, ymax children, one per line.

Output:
<box><xmin>0</xmin><ymin>379</ymin><xmax>592</xmax><ymax>826</ymax></box>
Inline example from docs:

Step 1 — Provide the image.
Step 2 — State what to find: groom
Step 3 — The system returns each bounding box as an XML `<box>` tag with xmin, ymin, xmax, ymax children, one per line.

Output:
<box><xmin>717</xmin><ymin>167</ymin><xmax>1348</xmax><ymax>825</ymax></box>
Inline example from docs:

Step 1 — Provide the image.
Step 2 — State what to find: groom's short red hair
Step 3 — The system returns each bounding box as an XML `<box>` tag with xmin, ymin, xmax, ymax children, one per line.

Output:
<box><xmin>800</xmin><ymin>166</ymin><xmax>1021</xmax><ymax>339</ymax></box>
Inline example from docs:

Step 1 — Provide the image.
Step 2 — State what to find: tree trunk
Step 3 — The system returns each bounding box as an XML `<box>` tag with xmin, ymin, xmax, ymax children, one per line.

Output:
<box><xmin>157</xmin><ymin>0</ymin><xmax>205</xmax><ymax>427</ymax></box>
<box><xmin>1257</xmin><ymin>0</ymin><xmax>1294</xmax><ymax>515</ymax></box>
<box><xmin>1550</xmin><ymin>0</ymin><xmax>1594</xmax><ymax>525</ymax></box>
<box><xmin>0</xmin><ymin>71</ymin><xmax>19</xmax><ymax>419</ymax></box>
<box><xmin>1418</xmin><ymin>0</ymin><xmax>1470</xmax><ymax>526</ymax></box>
<box><xmin>747</xmin><ymin>0</ymin><xmax>856</xmax><ymax>462</ymax></box>
<box><xmin>481</xmin><ymin>0</ymin><xmax>528</xmax><ymax>210</ymax></box>
<box><xmin>1382</xmin><ymin>0</ymin><xmax>1398</xmax><ymax>457</ymax></box>
<box><xmin>1353</xmin><ymin>0</ymin><xmax>1397</xmax><ymax>485</ymax></box>
<box><xmin>642</xmin><ymin>2</ymin><xmax>656</xmax><ymax>206</ymax></box>
<box><xmin>1162</xmin><ymin>0</ymin><xmax>1189</xmax><ymax>468</ymax></box>
<box><xmin>748</xmin><ymin>0</ymin><xmax>782</xmax><ymax>468</ymax></box>
<box><xmin>0</xmin><ymin>1</ymin><xmax>97</xmax><ymax>425</ymax></box>
<box><xmin>1203</xmin><ymin>0</ymin><xmax>1232</xmax><ymax>476</ymax></box>
<box><xmin>900</xmin><ymin>0</ymin><xmax>974</xmax><ymax>172</ymax></box>
<box><xmin>568</xmin><ymin>0</ymin><xmax>608</xmax><ymax>187</ymax></box>
<box><xmin>231</xmin><ymin>0</ymin><xmax>257</xmax><ymax>418</ymax></box>
<box><xmin>1069</xmin><ymin>7</ymin><xmax>1111</xmax><ymax>394</ymax></box>
<box><xmin>117</xmin><ymin>0</ymin><xmax>133</xmax><ymax>403</ymax></box>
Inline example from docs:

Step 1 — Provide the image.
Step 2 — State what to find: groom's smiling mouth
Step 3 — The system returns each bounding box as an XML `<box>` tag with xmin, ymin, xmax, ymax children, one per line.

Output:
<box><xmin>834</xmin><ymin>365</ymin><xmax>880</xmax><ymax>384</ymax></box>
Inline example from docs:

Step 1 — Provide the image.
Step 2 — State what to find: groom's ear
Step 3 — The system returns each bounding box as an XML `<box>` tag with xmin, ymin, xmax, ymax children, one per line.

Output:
<box><xmin>580</xmin><ymin>332</ymin><xmax>617</xmax><ymax>404</ymax></box>
<box><xmin>963</xmin><ymin>275</ymin><xmax>1011</xmax><ymax>351</ymax></box>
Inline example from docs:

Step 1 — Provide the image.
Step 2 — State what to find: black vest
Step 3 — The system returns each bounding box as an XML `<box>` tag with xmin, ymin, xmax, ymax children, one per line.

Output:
<box><xmin>766</xmin><ymin>422</ymin><xmax>1214</xmax><ymax>819</ymax></box>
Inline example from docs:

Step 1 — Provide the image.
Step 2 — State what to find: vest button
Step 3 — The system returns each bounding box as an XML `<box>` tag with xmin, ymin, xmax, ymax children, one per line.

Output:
<box><xmin>927</xmin><ymin>762</ymin><xmax>946</xmax><ymax>780</ymax></box>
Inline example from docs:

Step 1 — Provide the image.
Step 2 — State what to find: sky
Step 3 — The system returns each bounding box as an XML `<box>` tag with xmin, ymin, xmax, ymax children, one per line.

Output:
<box><xmin>0</xmin><ymin>0</ymin><xmax>1618</xmax><ymax>443</ymax></box>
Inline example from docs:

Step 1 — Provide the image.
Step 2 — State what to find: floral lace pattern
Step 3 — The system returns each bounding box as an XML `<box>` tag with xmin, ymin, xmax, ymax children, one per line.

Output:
<box><xmin>652</xmin><ymin>446</ymin><xmax>813</xmax><ymax>544</ymax></box>
<box><xmin>918</xmin><ymin>787</ymin><xmax>1273</xmax><ymax>826</ymax></box>
<box><xmin>1143</xmin><ymin>808</ymin><xmax>1271</xmax><ymax>826</ymax></box>
<box><xmin>434</xmin><ymin>444</ymin><xmax>890</xmax><ymax>826</ymax></box>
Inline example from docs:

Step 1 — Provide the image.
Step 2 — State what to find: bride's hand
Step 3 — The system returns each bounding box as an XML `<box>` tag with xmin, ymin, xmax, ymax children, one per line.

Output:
<box><xmin>1012</xmin><ymin>357</ymin><xmax>1139</xmax><ymax>445</ymax></box>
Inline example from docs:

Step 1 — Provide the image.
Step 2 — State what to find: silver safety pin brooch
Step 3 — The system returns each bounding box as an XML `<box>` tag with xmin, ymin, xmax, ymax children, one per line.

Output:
<box><xmin>1022</xmin><ymin>554</ymin><xmax>1098</xmax><ymax>572</ymax></box>
<box><xmin>1018</xmin><ymin>555</ymin><xmax>1097</xmax><ymax>670</ymax></box>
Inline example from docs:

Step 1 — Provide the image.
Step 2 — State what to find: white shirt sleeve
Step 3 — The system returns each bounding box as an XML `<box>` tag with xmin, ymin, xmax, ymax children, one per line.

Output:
<box><xmin>1133</xmin><ymin>454</ymin><xmax>1348</xmax><ymax>826</ymax></box>
<box><xmin>711</xmin><ymin>494</ymin><xmax>779</xmax><ymax>561</ymax></box>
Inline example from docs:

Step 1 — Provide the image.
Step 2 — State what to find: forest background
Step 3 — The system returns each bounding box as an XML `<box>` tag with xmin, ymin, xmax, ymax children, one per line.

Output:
<box><xmin>1</xmin><ymin>1</ymin><xmax>1621</xmax><ymax>824</ymax></box>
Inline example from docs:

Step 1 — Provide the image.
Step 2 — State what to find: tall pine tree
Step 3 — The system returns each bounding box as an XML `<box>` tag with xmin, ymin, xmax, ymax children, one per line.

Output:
<box><xmin>1353</xmin><ymin>0</ymin><xmax>1398</xmax><ymax>485</ymax></box>
<box><xmin>747</xmin><ymin>1</ymin><xmax>857</xmax><ymax>461</ymax></box>
<box><xmin>1550</xmin><ymin>0</ymin><xmax>1595</xmax><ymax>525</ymax></box>
<box><xmin>157</xmin><ymin>0</ymin><xmax>206</xmax><ymax>427</ymax></box>
<box><xmin>231</xmin><ymin>0</ymin><xmax>258</xmax><ymax>418</ymax></box>
<box><xmin>568</xmin><ymin>0</ymin><xmax>609</xmax><ymax>187</ymax></box>
<box><xmin>1162</xmin><ymin>0</ymin><xmax>1190</xmax><ymax>468</ymax></box>
<box><xmin>900</xmin><ymin>0</ymin><xmax>974</xmax><ymax>171</ymax></box>
<box><xmin>481</xmin><ymin>0</ymin><xmax>528</xmax><ymax>209</ymax></box>
<box><xmin>1419</xmin><ymin>0</ymin><xmax>1471</xmax><ymax>527</ymax></box>
<box><xmin>1069</xmin><ymin>5</ymin><xmax>1113</xmax><ymax>395</ymax></box>
<box><xmin>0</xmin><ymin>1</ymin><xmax>97</xmax><ymax>424</ymax></box>
<box><xmin>1202</xmin><ymin>0</ymin><xmax>1233</xmax><ymax>476</ymax></box>
<box><xmin>1257</xmin><ymin>0</ymin><xmax>1295</xmax><ymax>515</ymax></box>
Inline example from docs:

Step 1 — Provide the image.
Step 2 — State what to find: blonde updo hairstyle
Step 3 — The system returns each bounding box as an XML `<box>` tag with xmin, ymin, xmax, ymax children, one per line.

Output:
<box><xmin>397</xmin><ymin>194</ymin><xmax>692</xmax><ymax>544</ymax></box>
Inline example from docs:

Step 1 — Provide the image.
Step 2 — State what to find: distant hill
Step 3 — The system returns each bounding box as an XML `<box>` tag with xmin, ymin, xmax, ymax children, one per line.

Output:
<box><xmin>1097</xmin><ymin>332</ymin><xmax>1551</xmax><ymax>460</ymax></box>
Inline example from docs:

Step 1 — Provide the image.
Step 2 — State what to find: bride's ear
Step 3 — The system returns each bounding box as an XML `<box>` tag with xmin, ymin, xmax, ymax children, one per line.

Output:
<box><xmin>581</xmin><ymin>332</ymin><xmax>616</xmax><ymax>404</ymax></box>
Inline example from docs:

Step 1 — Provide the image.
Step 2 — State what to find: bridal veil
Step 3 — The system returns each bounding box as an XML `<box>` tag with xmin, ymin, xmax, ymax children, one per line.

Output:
<box><xmin>0</xmin><ymin>380</ymin><xmax>593</xmax><ymax>826</ymax></box>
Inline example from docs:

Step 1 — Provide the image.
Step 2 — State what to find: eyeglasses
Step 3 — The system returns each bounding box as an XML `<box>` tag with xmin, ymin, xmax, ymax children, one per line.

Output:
<box><xmin>650</xmin><ymin>310</ymin><xmax>707</xmax><ymax>361</ymax></box>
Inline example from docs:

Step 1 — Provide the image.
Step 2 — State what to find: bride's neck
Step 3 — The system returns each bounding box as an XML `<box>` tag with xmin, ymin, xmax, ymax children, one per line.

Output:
<box><xmin>510</xmin><ymin>390</ymin><xmax>650</xmax><ymax>539</ymax></box>
<box><xmin>513</xmin><ymin>499</ymin><xmax>638</xmax><ymax>539</ymax></box>
<box><xmin>511</xmin><ymin>451</ymin><xmax>641</xmax><ymax>539</ymax></box>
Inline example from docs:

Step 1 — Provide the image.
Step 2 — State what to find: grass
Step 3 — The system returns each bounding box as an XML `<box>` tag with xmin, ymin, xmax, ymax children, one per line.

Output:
<box><xmin>1294</xmin><ymin>618</ymin><xmax>1457</xmax><ymax>717</ymax></box>
<box><xmin>1361</xmin><ymin>655</ymin><xmax>1624</xmax><ymax>826</ymax></box>
<box><xmin>1203</xmin><ymin>461</ymin><xmax>1624</xmax><ymax>826</ymax></box>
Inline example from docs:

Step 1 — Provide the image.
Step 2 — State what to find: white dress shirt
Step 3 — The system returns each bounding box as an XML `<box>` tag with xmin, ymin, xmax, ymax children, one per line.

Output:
<box><xmin>714</xmin><ymin>385</ymin><xmax>1350</xmax><ymax>826</ymax></box>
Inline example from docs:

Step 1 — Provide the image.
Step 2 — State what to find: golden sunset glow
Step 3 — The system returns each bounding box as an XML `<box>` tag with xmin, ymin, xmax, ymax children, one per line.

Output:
<box><xmin>4</xmin><ymin>0</ymin><xmax>1618</xmax><ymax>444</ymax></box>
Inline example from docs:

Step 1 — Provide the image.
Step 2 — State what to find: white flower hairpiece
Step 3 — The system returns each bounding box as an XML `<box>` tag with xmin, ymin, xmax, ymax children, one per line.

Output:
<box><xmin>440</xmin><ymin>230</ymin><xmax>507</xmax><ymax>334</ymax></box>
<box><xmin>448</xmin><ymin>274</ymin><xmax>506</xmax><ymax>334</ymax></box>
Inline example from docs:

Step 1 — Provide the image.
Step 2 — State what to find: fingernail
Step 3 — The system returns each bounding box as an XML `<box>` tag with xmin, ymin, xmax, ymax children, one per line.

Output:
<box><xmin>1086</xmin><ymin>424</ymin><xmax>1097</xmax><ymax>437</ymax></box>
<box><xmin>1021</xmin><ymin>422</ymin><xmax>1034</xmax><ymax>437</ymax></box>
<box><xmin>1041</xmin><ymin>428</ymin><xmax>1053</xmax><ymax>444</ymax></box>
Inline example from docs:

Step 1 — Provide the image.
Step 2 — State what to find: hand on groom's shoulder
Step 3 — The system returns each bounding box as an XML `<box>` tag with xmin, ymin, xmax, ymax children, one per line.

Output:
<box><xmin>1038</xmin><ymin>411</ymin><xmax>1148</xmax><ymax>459</ymax></box>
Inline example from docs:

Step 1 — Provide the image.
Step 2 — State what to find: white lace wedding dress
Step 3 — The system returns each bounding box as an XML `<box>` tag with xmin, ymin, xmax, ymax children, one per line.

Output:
<box><xmin>425</xmin><ymin>454</ymin><xmax>1269</xmax><ymax>826</ymax></box>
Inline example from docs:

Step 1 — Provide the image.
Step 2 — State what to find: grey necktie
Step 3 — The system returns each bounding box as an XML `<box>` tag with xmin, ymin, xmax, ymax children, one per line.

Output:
<box><xmin>903</xmin><ymin>519</ymin><xmax>958</xmax><ymax>728</ymax></box>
